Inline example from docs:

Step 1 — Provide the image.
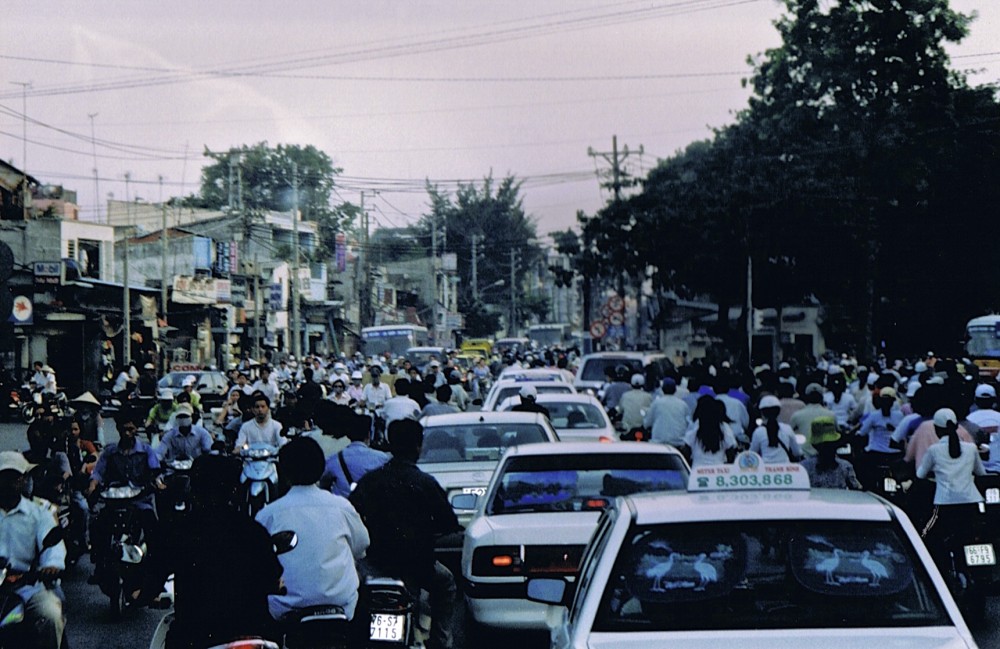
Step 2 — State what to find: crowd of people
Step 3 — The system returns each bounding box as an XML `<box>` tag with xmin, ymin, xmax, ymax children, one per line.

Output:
<box><xmin>6</xmin><ymin>346</ymin><xmax>1000</xmax><ymax>648</ymax></box>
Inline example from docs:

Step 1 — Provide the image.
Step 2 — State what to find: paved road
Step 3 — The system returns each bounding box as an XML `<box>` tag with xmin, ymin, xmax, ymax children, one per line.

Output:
<box><xmin>0</xmin><ymin>419</ymin><xmax>997</xmax><ymax>648</ymax></box>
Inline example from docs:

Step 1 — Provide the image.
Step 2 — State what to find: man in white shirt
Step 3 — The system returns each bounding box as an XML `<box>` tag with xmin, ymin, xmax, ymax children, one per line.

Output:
<box><xmin>361</xmin><ymin>367</ymin><xmax>393</xmax><ymax>412</ymax></box>
<box><xmin>382</xmin><ymin>378</ymin><xmax>421</xmax><ymax>426</ymax></box>
<box><xmin>235</xmin><ymin>394</ymin><xmax>286</xmax><ymax>449</ymax></box>
<box><xmin>252</xmin><ymin>366</ymin><xmax>280</xmax><ymax>405</ymax></box>
<box><xmin>256</xmin><ymin>437</ymin><xmax>369</xmax><ymax>622</ymax></box>
<box><xmin>969</xmin><ymin>384</ymin><xmax>1000</xmax><ymax>472</ymax></box>
<box><xmin>41</xmin><ymin>365</ymin><xmax>58</xmax><ymax>396</ymax></box>
<box><xmin>643</xmin><ymin>377</ymin><xmax>691</xmax><ymax>448</ymax></box>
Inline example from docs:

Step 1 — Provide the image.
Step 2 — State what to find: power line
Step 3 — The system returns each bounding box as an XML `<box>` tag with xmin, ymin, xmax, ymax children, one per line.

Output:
<box><xmin>0</xmin><ymin>0</ymin><xmax>761</xmax><ymax>100</ymax></box>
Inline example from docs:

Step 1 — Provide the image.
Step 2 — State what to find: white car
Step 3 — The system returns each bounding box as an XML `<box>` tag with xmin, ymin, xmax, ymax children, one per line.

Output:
<box><xmin>572</xmin><ymin>351</ymin><xmax>672</xmax><ymax>396</ymax></box>
<box><xmin>526</xmin><ymin>453</ymin><xmax>981</xmax><ymax>649</ymax></box>
<box><xmin>482</xmin><ymin>379</ymin><xmax>577</xmax><ymax>411</ymax></box>
<box><xmin>497</xmin><ymin>367</ymin><xmax>571</xmax><ymax>383</ymax></box>
<box><xmin>498</xmin><ymin>393</ymin><xmax>617</xmax><ymax>443</ymax></box>
<box><xmin>418</xmin><ymin>410</ymin><xmax>561</xmax><ymax>569</ymax></box>
<box><xmin>461</xmin><ymin>441</ymin><xmax>689</xmax><ymax>632</ymax></box>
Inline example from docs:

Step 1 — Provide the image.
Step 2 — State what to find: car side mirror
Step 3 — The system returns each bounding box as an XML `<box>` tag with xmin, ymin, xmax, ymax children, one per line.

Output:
<box><xmin>451</xmin><ymin>493</ymin><xmax>478</xmax><ymax>510</ymax></box>
<box><xmin>526</xmin><ymin>577</ymin><xmax>569</xmax><ymax>606</ymax></box>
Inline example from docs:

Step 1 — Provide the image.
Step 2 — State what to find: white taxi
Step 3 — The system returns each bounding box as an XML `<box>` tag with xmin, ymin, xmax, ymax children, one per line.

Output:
<box><xmin>460</xmin><ymin>441</ymin><xmax>689</xmax><ymax>632</ymax></box>
<box><xmin>482</xmin><ymin>379</ymin><xmax>577</xmax><ymax>411</ymax></box>
<box><xmin>526</xmin><ymin>452</ymin><xmax>980</xmax><ymax>649</ymax></box>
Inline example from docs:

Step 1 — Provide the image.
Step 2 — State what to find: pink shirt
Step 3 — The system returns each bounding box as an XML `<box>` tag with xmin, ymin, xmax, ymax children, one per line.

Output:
<box><xmin>904</xmin><ymin>421</ymin><xmax>973</xmax><ymax>467</ymax></box>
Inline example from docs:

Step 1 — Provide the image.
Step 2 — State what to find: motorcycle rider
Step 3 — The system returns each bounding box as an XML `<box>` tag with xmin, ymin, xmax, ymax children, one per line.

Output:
<box><xmin>320</xmin><ymin>414</ymin><xmax>390</xmax><ymax>497</ymax></box>
<box><xmin>360</xmin><ymin>366</ymin><xmax>392</xmax><ymax>413</ymax></box>
<box><xmin>85</xmin><ymin>415</ymin><xmax>160</xmax><ymax>585</ymax></box>
<box><xmin>617</xmin><ymin>373</ymin><xmax>653</xmax><ymax>432</ymax></box>
<box><xmin>255</xmin><ymin>437</ymin><xmax>369</xmax><ymax>625</ymax></box>
<box><xmin>0</xmin><ymin>451</ymin><xmax>66</xmax><ymax>649</ymax></box>
<box><xmin>145</xmin><ymin>390</ymin><xmax>177</xmax><ymax>436</ymax></box>
<box><xmin>510</xmin><ymin>384</ymin><xmax>550</xmax><ymax>418</ymax></box>
<box><xmin>137</xmin><ymin>454</ymin><xmax>283</xmax><ymax>649</ymax></box>
<box><xmin>251</xmin><ymin>366</ymin><xmax>280</xmax><ymax>406</ymax></box>
<box><xmin>234</xmin><ymin>393</ymin><xmax>286</xmax><ymax>450</ymax></box>
<box><xmin>351</xmin><ymin>419</ymin><xmax>462</xmax><ymax>649</ymax></box>
<box><xmin>157</xmin><ymin>405</ymin><xmax>212</xmax><ymax>463</ymax></box>
<box><xmin>136</xmin><ymin>363</ymin><xmax>158</xmax><ymax>398</ymax></box>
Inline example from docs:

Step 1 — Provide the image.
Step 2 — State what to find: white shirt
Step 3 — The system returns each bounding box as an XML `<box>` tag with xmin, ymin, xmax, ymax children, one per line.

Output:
<box><xmin>917</xmin><ymin>439</ymin><xmax>985</xmax><ymax>505</ymax></box>
<box><xmin>749</xmin><ymin>423</ymin><xmax>802</xmax><ymax>463</ymax></box>
<box><xmin>252</xmin><ymin>378</ymin><xmax>280</xmax><ymax>404</ymax></box>
<box><xmin>113</xmin><ymin>371</ymin><xmax>130</xmax><ymax>393</ymax></box>
<box><xmin>43</xmin><ymin>372</ymin><xmax>57</xmax><ymax>395</ymax></box>
<box><xmin>383</xmin><ymin>396</ymin><xmax>421</xmax><ymax>425</ymax></box>
<box><xmin>361</xmin><ymin>382</ymin><xmax>392</xmax><ymax>409</ymax></box>
<box><xmin>235</xmin><ymin>417</ymin><xmax>285</xmax><ymax>448</ymax></box>
<box><xmin>256</xmin><ymin>485</ymin><xmax>369</xmax><ymax>620</ymax></box>
<box><xmin>644</xmin><ymin>394</ymin><xmax>690</xmax><ymax>447</ymax></box>
<box><xmin>683</xmin><ymin>423</ymin><xmax>737</xmax><ymax>467</ymax></box>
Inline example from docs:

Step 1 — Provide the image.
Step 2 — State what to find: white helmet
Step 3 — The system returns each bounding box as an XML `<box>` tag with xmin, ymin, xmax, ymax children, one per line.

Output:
<box><xmin>519</xmin><ymin>384</ymin><xmax>538</xmax><ymax>398</ymax></box>
<box><xmin>631</xmin><ymin>373</ymin><xmax>645</xmax><ymax>387</ymax></box>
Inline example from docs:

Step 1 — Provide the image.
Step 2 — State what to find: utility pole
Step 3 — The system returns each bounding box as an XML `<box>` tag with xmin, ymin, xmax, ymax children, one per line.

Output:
<box><xmin>471</xmin><ymin>235</ymin><xmax>480</xmax><ymax>301</ymax></box>
<box><xmin>509</xmin><ymin>249</ymin><xmax>519</xmax><ymax>336</ymax></box>
<box><xmin>159</xmin><ymin>176</ymin><xmax>168</xmax><ymax>323</ymax></box>
<box><xmin>88</xmin><ymin>113</ymin><xmax>100</xmax><ymax>222</ymax></box>
<box><xmin>11</xmin><ymin>82</ymin><xmax>31</xmax><ymax>219</ymax></box>
<box><xmin>254</xmin><ymin>251</ymin><xmax>262</xmax><ymax>361</ymax></box>
<box><xmin>587</xmin><ymin>134</ymin><xmax>643</xmax><ymax>201</ymax></box>
<box><xmin>123</xmin><ymin>173</ymin><xmax>132</xmax><ymax>366</ymax></box>
<box><xmin>360</xmin><ymin>190</ymin><xmax>372</xmax><ymax>329</ymax></box>
<box><xmin>291</xmin><ymin>162</ymin><xmax>301</xmax><ymax>359</ymax></box>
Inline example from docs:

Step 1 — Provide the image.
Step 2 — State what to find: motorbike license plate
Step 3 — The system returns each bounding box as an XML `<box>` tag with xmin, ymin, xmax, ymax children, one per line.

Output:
<box><xmin>964</xmin><ymin>543</ymin><xmax>997</xmax><ymax>567</ymax></box>
<box><xmin>986</xmin><ymin>488</ymin><xmax>1000</xmax><ymax>504</ymax></box>
<box><xmin>370</xmin><ymin>613</ymin><xmax>406</xmax><ymax>642</ymax></box>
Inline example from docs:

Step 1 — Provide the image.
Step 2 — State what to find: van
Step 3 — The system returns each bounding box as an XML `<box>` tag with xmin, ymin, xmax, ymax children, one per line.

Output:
<box><xmin>572</xmin><ymin>351</ymin><xmax>673</xmax><ymax>395</ymax></box>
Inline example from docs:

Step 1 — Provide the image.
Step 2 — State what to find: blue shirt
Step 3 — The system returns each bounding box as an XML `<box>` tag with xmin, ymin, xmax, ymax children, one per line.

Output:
<box><xmin>157</xmin><ymin>424</ymin><xmax>214</xmax><ymax>462</ymax></box>
<box><xmin>0</xmin><ymin>497</ymin><xmax>66</xmax><ymax>573</ymax></box>
<box><xmin>322</xmin><ymin>442</ymin><xmax>390</xmax><ymax>498</ymax></box>
<box><xmin>91</xmin><ymin>439</ymin><xmax>160</xmax><ymax>486</ymax></box>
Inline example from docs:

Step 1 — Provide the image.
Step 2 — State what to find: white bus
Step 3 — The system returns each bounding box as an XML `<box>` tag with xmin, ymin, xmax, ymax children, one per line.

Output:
<box><xmin>527</xmin><ymin>323</ymin><xmax>572</xmax><ymax>348</ymax></box>
<box><xmin>361</xmin><ymin>325</ymin><xmax>429</xmax><ymax>359</ymax></box>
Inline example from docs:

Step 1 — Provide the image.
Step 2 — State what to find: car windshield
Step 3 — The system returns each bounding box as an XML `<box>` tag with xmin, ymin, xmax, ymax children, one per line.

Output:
<box><xmin>158</xmin><ymin>373</ymin><xmax>199</xmax><ymax>389</ymax></box>
<box><xmin>418</xmin><ymin>423</ymin><xmax>549</xmax><ymax>464</ymax></box>
<box><xmin>543</xmin><ymin>402</ymin><xmax>608</xmax><ymax>429</ymax></box>
<box><xmin>488</xmin><ymin>454</ymin><xmax>687</xmax><ymax>515</ymax></box>
<box><xmin>580</xmin><ymin>358</ymin><xmax>644</xmax><ymax>382</ymax></box>
<box><xmin>594</xmin><ymin>520</ymin><xmax>949</xmax><ymax>632</ymax></box>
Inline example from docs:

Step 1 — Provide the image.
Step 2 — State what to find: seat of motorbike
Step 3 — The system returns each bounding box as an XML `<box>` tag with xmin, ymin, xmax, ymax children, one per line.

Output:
<box><xmin>294</xmin><ymin>604</ymin><xmax>348</xmax><ymax>623</ymax></box>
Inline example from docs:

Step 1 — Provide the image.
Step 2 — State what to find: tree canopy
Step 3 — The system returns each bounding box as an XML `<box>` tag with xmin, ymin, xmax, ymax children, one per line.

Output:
<box><xmin>567</xmin><ymin>0</ymin><xmax>1000</xmax><ymax>359</ymax></box>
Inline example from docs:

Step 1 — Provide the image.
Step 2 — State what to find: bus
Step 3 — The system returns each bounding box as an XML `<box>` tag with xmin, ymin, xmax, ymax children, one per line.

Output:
<box><xmin>361</xmin><ymin>325</ymin><xmax>429</xmax><ymax>359</ymax></box>
<box><xmin>527</xmin><ymin>323</ymin><xmax>572</xmax><ymax>348</ymax></box>
<box><xmin>966</xmin><ymin>315</ymin><xmax>1000</xmax><ymax>379</ymax></box>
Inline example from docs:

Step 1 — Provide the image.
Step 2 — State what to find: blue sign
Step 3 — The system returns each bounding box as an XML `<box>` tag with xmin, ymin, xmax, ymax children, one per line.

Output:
<box><xmin>269</xmin><ymin>283</ymin><xmax>284</xmax><ymax>311</ymax></box>
<box><xmin>193</xmin><ymin>237</ymin><xmax>213</xmax><ymax>271</ymax></box>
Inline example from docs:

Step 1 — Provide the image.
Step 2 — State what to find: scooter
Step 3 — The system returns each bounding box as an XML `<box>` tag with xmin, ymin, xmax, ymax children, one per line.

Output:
<box><xmin>361</xmin><ymin>574</ymin><xmax>424</xmax><ymax>648</ymax></box>
<box><xmin>0</xmin><ymin>528</ymin><xmax>64</xmax><ymax>648</ymax></box>
<box><xmin>158</xmin><ymin>457</ymin><xmax>195</xmax><ymax>521</ymax></box>
<box><xmin>239</xmin><ymin>443</ymin><xmax>279</xmax><ymax>518</ymax></box>
<box><xmin>93</xmin><ymin>483</ymin><xmax>149</xmax><ymax>619</ymax></box>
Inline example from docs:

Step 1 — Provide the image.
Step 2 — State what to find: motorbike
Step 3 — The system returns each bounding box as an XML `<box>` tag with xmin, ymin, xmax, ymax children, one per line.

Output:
<box><xmin>149</xmin><ymin>531</ymin><xmax>299</xmax><ymax>649</ymax></box>
<box><xmin>93</xmin><ymin>483</ymin><xmax>150</xmax><ymax>619</ymax></box>
<box><xmin>0</xmin><ymin>527</ymin><xmax>64</xmax><ymax>648</ymax></box>
<box><xmin>158</xmin><ymin>457</ymin><xmax>195</xmax><ymax>521</ymax></box>
<box><xmin>361</xmin><ymin>574</ymin><xmax>424</xmax><ymax>648</ymax></box>
<box><xmin>239</xmin><ymin>443</ymin><xmax>279</xmax><ymax>518</ymax></box>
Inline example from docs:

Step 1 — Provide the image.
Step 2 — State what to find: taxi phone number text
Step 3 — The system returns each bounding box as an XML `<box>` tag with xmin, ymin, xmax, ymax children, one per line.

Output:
<box><xmin>716</xmin><ymin>473</ymin><xmax>795</xmax><ymax>488</ymax></box>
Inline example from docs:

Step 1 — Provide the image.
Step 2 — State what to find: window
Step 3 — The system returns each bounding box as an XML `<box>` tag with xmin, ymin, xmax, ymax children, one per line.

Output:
<box><xmin>418</xmin><ymin>423</ymin><xmax>550</xmax><ymax>464</ymax></box>
<box><xmin>488</xmin><ymin>454</ymin><xmax>687</xmax><ymax>515</ymax></box>
<box><xmin>593</xmin><ymin>520</ymin><xmax>949</xmax><ymax>632</ymax></box>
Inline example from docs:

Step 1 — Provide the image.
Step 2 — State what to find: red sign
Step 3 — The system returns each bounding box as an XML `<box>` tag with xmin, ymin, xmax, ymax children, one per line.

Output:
<box><xmin>589</xmin><ymin>320</ymin><xmax>607</xmax><ymax>339</ymax></box>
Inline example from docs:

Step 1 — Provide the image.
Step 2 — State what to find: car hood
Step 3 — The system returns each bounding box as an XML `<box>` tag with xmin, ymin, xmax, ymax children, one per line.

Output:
<box><xmin>586</xmin><ymin>629</ymin><xmax>975</xmax><ymax>649</ymax></box>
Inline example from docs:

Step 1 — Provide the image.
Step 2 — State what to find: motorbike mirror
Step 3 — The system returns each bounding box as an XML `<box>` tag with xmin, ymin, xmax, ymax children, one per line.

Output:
<box><xmin>83</xmin><ymin>454</ymin><xmax>98</xmax><ymax>464</ymax></box>
<box><xmin>41</xmin><ymin>527</ymin><xmax>63</xmax><ymax>550</ymax></box>
<box><xmin>271</xmin><ymin>531</ymin><xmax>297</xmax><ymax>555</ymax></box>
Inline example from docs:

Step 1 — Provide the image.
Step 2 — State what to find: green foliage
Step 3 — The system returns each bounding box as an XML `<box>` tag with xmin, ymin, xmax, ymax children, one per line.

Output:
<box><xmin>420</xmin><ymin>174</ymin><xmax>543</xmax><ymax>312</ymax></box>
<box><xmin>569</xmin><ymin>0</ymin><xmax>1000</xmax><ymax>357</ymax></box>
<box><xmin>190</xmin><ymin>142</ymin><xmax>348</xmax><ymax>259</ymax></box>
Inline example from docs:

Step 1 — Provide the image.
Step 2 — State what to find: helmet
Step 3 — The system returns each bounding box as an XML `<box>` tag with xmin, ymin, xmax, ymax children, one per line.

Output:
<box><xmin>519</xmin><ymin>384</ymin><xmax>538</xmax><ymax>398</ymax></box>
<box><xmin>630</xmin><ymin>373</ymin><xmax>645</xmax><ymax>387</ymax></box>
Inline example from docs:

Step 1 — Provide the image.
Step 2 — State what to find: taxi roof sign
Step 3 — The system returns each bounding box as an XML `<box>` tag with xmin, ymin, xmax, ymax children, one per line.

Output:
<box><xmin>687</xmin><ymin>451</ymin><xmax>811</xmax><ymax>492</ymax></box>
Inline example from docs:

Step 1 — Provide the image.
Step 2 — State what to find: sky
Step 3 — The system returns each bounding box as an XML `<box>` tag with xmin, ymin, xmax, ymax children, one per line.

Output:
<box><xmin>3</xmin><ymin>0</ymin><xmax>999</xmax><ymax>238</ymax></box>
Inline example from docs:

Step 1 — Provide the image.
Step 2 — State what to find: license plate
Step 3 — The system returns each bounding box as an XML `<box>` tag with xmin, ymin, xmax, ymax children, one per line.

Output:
<box><xmin>370</xmin><ymin>613</ymin><xmax>405</xmax><ymax>642</ymax></box>
<box><xmin>964</xmin><ymin>543</ymin><xmax>997</xmax><ymax>567</ymax></box>
<box><xmin>463</xmin><ymin>487</ymin><xmax>486</xmax><ymax>496</ymax></box>
<box><xmin>883</xmin><ymin>477</ymin><xmax>898</xmax><ymax>493</ymax></box>
<box><xmin>986</xmin><ymin>488</ymin><xmax>1000</xmax><ymax>504</ymax></box>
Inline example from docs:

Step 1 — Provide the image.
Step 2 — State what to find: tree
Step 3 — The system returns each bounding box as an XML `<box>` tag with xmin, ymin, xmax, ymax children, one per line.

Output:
<box><xmin>189</xmin><ymin>142</ymin><xmax>349</xmax><ymax>258</ymax></box>
<box><xmin>419</xmin><ymin>175</ymin><xmax>543</xmax><ymax>334</ymax></box>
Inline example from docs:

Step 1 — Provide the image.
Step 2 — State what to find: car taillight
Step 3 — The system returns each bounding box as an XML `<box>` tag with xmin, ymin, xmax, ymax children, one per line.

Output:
<box><xmin>471</xmin><ymin>545</ymin><xmax>585</xmax><ymax>577</ymax></box>
<box><xmin>472</xmin><ymin>546</ymin><xmax>522</xmax><ymax>576</ymax></box>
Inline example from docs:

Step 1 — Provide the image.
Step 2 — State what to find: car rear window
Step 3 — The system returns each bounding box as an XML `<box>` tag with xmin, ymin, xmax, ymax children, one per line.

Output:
<box><xmin>543</xmin><ymin>402</ymin><xmax>608</xmax><ymax>429</ymax></box>
<box><xmin>488</xmin><ymin>454</ymin><xmax>687</xmax><ymax>515</ymax></box>
<box><xmin>495</xmin><ymin>385</ymin><xmax>573</xmax><ymax>405</ymax></box>
<box><xmin>594</xmin><ymin>520</ymin><xmax>949</xmax><ymax>632</ymax></box>
<box><xmin>580</xmin><ymin>359</ymin><xmax>643</xmax><ymax>382</ymax></box>
<box><xmin>418</xmin><ymin>423</ymin><xmax>550</xmax><ymax>464</ymax></box>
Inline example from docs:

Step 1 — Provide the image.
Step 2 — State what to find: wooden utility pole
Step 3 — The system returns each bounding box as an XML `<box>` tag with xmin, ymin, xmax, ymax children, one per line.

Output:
<box><xmin>291</xmin><ymin>162</ymin><xmax>301</xmax><ymax>359</ymax></box>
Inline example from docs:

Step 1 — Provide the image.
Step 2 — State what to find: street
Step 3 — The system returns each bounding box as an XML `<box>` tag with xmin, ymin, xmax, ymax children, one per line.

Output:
<box><xmin>0</xmin><ymin>418</ymin><xmax>996</xmax><ymax>649</ymax></box>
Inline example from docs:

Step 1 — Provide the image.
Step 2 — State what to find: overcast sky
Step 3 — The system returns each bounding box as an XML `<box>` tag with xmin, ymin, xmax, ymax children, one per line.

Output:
<box><xmin>3</xmin><ymin>0</ymin><xmax>999</xmax><ymax>238</ymax></box>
